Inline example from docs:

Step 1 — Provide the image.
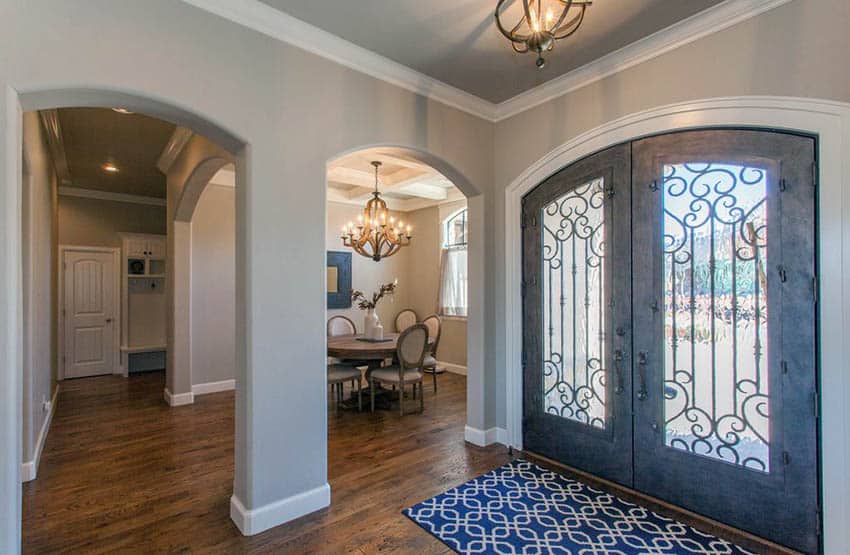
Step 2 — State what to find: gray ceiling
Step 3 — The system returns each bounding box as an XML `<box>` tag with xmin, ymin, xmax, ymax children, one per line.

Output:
<box><xmin>259</xmin><ymin>0</ymin><xmax>724</xmax><ymax>103</ymax></box>
<box><xmin>58</xmin><ymin>108</ymin><xmax>175</xmax><ymax>198</ymax></box>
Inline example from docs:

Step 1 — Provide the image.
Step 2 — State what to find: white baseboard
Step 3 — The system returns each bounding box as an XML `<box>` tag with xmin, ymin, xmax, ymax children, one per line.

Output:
<box><xmin>230</xmin><ymin>482</ymin><xmax>331</xmax><ymax>536</ymax></box>
<box><xmin>464</xmin><ymin>425</ymin><xmax>508</xmax><ymax>448</ymax></box>
<box><xmin>163</xmin><ymin>387</ymin><xmax>194</xmax><ymax>406</ymax></box>
<box><xmin>192</xmin><ymin>379</ymin><xmax>235</xmax><ymax>396</ymax></box>
<box><xmin>21</xmin><ymin>385</ymin><xmax>59</xmax><ymax>482</ymax></box>
<box><xmin>436</xmin><ymin>360</ymin><xmax>467</xmax><ymax>376</ymax></box>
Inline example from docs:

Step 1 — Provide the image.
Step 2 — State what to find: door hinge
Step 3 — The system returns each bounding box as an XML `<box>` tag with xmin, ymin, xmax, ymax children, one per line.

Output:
<box><xmin>777</xmin><ymin>265</ymin><xmax>787</xmax><ymax>283</ymax></box>
<box><xmin>782</xmin><ymin>451</ymin><xmax>790</xmax><ymax>466</ymax></box>
<box><xmin>780</xmin><ymin>360</ymin><xmax>788</xmax><ymax>374</ymax></box>
<box><xmin>779</xmin><ymin>178</ymin><xmax>787</xmax><ymax>192</ymax></box>
<box><xmin>812</xmin><ymin>162</ymin><xmax>818</xmax><ymax>187</ymax></box>
<box><xmin>812</xmin><ymin>276</ymin><xmax>818</xmax><ymax>303</ymax></box>
<box><xmin>813</xmin><ymin>390</ymin><xmax>820</xmax><ymax>419</ymax></box>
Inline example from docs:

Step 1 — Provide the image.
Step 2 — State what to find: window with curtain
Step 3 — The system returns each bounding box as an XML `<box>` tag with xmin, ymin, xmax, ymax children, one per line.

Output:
<box><xmin>439</xmin><ymin>208</ymin><xmax>468</xmax><ymax>317</ymax></box>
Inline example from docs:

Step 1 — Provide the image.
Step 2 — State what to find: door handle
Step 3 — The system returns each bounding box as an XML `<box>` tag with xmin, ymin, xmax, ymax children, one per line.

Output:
<box><xmin>105</xmin><ymin>318</ymin><xmax>113</xmax><ymax>323</ymax></box>
<box><xmin>637</xmin><ymin>350</ymin><xmax>648</xmax><ymax>401</ymax></box>
<box><xmin>613</xmin><ymin>349</ymin><xmax>625</xmax><ymax>394</ymax></box>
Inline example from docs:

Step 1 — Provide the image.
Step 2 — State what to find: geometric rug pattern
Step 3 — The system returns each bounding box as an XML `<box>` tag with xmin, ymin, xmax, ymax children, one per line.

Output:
<box><xmin>404</xmin><ymin>459</ymin><xmax>755</xmax><ymax>554</ymax></box>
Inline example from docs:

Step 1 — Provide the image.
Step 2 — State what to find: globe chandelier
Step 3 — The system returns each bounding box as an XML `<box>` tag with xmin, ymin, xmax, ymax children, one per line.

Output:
<box><xmin>495</xmin><ymin>0</ymin><xmax>592</xmax><ymax>68</ymax></box>
<box><xmin>341</xmin><ymin>161</ymin><xmax>412</xmax><ymax>262</ymax></box>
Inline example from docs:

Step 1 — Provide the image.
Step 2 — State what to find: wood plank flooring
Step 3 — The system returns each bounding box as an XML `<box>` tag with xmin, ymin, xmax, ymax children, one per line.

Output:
<box><xmin>22</xmin><ymin>371</ymin><xmax>510</xmax><ymax>554</ymax></box>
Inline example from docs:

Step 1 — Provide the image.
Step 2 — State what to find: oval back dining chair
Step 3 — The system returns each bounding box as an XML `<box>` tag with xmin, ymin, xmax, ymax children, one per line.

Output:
<box><xmin>421</xmin><ymin>314</ymin><xmax>443</xmax><ymax>392</ymax></box>
<box><xmin>327</xmin><ymin>315</ymin><xmax>356</xmax><ymax>337</ymax></box>
<box><xmin>394</xmin><ymin>309</ymin><xmax>418</xmax><ymax>333</ymax></box>
<box><xmin>369</xmin><ymin>324</ymin><xmax>427</xmax><ymax>415</ymax></box>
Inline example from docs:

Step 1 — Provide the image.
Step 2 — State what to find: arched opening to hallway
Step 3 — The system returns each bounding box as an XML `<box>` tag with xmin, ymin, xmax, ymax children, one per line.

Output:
<box><xmin>12</xmin><ymin>90</ymin><xmax>246</xmax><ymax>552</ymax></box>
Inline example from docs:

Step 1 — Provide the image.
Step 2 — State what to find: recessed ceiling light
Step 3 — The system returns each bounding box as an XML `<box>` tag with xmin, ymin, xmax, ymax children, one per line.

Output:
<box><xmin>112</xmin><ymin>108</ymin><xmax>133</xmax><ymax>114</ymax></box>
<box><xmin>102</xmin><ymin>162</ymin><xmax>119</xmax><ymax>173</ymax></box>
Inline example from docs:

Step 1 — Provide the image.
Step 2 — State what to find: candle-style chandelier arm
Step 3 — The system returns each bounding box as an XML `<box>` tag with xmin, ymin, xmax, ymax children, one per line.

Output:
<box><xmin>494</xmin><ymin>0</ymin><xmax>529</xmax><ymax>43</ymax></box>
<box><xmin>553</xmin><ymin>6</ymin><xmax>586</xmax><ymax>39</ymax></box>
<box><xmin>340</xmin><ymin>160</ymin><xmax>413</xmax><ymax>262</ymax></box>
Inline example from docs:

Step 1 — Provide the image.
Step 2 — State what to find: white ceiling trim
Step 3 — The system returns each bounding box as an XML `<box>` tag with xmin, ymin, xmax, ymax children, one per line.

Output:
<box><xmin>494</xmin><ymin>0</ymin><xmax>793</xmax><ymax>120</ymax></box>
<box><xmin>179</xmin><ymin>0</ymin><xmax>496</xmax><ymax>120</ymax></box>
<box><xmin>156</xmin><ymin>127</ymin><xmax>194</xmax><ymax>173</ymax></box>
<box><xmin>58</xmin><ymin>186</ymin><xmax>167</xmax><ymax>207</ymax></box>
<box><xmin>180</xmin><ymin>0</ymin><xmax>791</xmax><ymax>123</ymax></box>
<box><xmin>38</xmin><ymin>110</ymin><xmax>72</xmax><ymax>185</ymax></box>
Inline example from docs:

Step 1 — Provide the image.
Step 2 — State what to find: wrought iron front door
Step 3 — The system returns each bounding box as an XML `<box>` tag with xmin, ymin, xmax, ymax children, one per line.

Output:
<box><xmin>631</xmin><ymin>129</ymin><xmax>819</xmax><ymax>553</ymax></box>
<box><xmin>522</xmin><ymin>144</ymin><xmax>633</xmax><ymax>486</ymax></box>
<box><xmin>522</xmin><ymin>130</ymin><xmax>819</xmax><ymax>553</ymax></box>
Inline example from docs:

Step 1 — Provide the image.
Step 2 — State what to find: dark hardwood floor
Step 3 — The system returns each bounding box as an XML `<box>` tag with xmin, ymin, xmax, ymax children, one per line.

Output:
<box><xmin>22</xmin><ymin>370</ymin><xmax>509</xmax><ymax>554</ymax></box>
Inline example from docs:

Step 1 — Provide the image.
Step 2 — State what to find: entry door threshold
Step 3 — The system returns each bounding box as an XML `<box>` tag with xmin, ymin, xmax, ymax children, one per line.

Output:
<box><xmin>520</xmin><ymin>450</ymin><xmax>801</xmax><ymax>555</ymax></box>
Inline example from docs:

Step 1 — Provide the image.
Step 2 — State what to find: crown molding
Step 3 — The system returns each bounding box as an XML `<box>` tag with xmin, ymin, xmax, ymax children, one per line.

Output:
<box><xmin>58</xmin><ymin>186</ymin><xmax>166</xmax><ymax>207</ymax></box>
<box><xmin>180</xmin><ymin>0</ymin><xmax>791</xmax><ymax>123</ymax></box>
<box><xmin>156</xmin><ymin>127</ymin><xmax>194</xmax><ymax>173</ymax></box>
<box><xmin>38</xmin><ymin>109</ymin><xmax>72</xmax><ymax>184</ymax></box>
<box><xmin>179</xmin><ymin>0</ymin><xmax>497</xmax><ymax>121</ymax></box>
<box><xmin>493</xmin><ymin>0</ymin><xmax>794</xmax><ymax>121</ymax></box>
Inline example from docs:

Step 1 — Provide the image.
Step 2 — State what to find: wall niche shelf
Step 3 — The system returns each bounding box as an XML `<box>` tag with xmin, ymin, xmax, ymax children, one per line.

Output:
<box><xmin>119</xmin><ymin>233</ymin><xmax>167</xmax><ymax>374</ymax></box>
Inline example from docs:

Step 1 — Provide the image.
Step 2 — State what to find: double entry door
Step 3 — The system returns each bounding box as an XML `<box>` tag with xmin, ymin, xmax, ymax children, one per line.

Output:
<box><xmin>522</xmin><ymin>129</ymin><xmax>819</xmax><ymax>553</ymax></box>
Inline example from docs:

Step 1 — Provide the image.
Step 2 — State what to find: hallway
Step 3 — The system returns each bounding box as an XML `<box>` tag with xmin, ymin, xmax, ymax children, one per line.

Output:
<box><xmin>22</xmin><ymin>372</ymin><xmax>509</xmax><ymax>553</ymax></box>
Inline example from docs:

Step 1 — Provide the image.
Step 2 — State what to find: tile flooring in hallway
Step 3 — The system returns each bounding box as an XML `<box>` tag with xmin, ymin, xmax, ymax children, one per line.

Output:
<box><xmin>22</xmin><ymin>371</ymin><xmax>509</xmax><ymax>554</ymax></box>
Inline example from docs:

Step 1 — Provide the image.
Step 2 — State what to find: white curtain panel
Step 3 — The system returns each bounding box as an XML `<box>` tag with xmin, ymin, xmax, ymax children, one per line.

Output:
<box><xmin>438</xmin><ymin>246</ymin><xmax>468</xmax><ymax>317</ymax></box>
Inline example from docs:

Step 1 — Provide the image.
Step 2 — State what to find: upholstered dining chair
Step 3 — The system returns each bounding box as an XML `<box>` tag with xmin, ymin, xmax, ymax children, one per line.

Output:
<box><xmin>327</xmin><ymin>364</ymin><xmax>362</xmax><ymax>411</ymax></box>
<box><xmin>369</xmin><ymin>324</ymin><xmax>427</xmax><ymax>415</ymax></box>
<box><xmin>327</xmin><ymin>315</ymin><xmax>356</xmax><ymax>337</ymax></box>
<box><xmin>394</xmin><ymin>308</ymin><xmax>418</xmax><ymax>332</ymax></box>
<box><xmin>421</xmin><ymin>314</ymin><xmax>443</xmax><ymax>392</ymax></box>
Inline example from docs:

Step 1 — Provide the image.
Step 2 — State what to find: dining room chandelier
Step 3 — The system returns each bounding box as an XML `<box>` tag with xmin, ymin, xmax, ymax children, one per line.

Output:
<box><xmin>341</xmin><ymin>161</ymin><xmax>412</xmax><ymax>262</ymax></box>
<box><xmin>495</xmin><ymin>0</ymin><xmax>591</xmax><ymax>68</ymax></box>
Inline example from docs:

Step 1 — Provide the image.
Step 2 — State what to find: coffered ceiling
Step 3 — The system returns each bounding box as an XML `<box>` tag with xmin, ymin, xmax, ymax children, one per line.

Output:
<box><xmin>52</xmin><ymin>108</ymin><xmax>175</xmax><ymax>198</ymax></box>
<box><xmin>328</xmin><ymin>150</ymin><xmax>463</xmax><ymax>212</ymax></box>
<box><xmin>258</xmin><ymin>0</ymin><xmax>723</xmax><ymax>103</ymax></box>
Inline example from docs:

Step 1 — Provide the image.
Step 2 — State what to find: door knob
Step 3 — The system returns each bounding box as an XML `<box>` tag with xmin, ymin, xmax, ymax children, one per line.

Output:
<box><xmin>105</xmin><ymin>318</ymin><xmax>113</xmax><ymax>323</ymax></box>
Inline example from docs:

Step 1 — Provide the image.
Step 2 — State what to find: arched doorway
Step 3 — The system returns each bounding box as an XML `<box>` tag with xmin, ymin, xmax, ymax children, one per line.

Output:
<box><xmin>3</xmin><ymin>87</ymin><xmax>248</xmax><ymax>549</ymax></box>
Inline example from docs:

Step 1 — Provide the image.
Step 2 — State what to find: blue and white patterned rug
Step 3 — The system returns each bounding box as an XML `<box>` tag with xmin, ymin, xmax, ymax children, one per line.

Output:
<box><xmin>403</xmin><ymin>459</ymin><xmax>754</xmax><ymax>554</ymax></box>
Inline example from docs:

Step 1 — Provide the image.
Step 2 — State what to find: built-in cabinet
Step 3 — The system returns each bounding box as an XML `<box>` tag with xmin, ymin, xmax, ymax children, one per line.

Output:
<box><xmin>119</xmin><ymin>233</ymin><xmax>167</xmax><ymax>373</ymax></box>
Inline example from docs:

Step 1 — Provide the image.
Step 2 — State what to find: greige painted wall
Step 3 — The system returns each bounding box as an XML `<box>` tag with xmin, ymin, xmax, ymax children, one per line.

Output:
<box><xmin>404</xmin><ymin>200</ymin><xmax>467</xmax><ymax>366</ymax></box>
<box><xmin>57</xmin><ymin>196</ymin><xmax>165</xmax><ymax>247</ymax></box>
<box><xmin>488</xmin><ymin>0</ymin><xmax>850</xmax><ymax>429</ymax></box>
<box><xmin>326</xmin><ymin>201</ymin><xmax>410</xmax><ymax>329</ymax></box>
<box><xmin>21</xmin><ymin>112</ymin><xmax>57</xmax><ymax>467</ymax></box>
<box><xmin>1</xmin><ymin>3</ymin><xmax>492</xmax><ymax>537</ymax></box>
<box><xmin>191</xmin><ymin>184</ymin><xmax>236</xmax><ymax>386</ymax></box>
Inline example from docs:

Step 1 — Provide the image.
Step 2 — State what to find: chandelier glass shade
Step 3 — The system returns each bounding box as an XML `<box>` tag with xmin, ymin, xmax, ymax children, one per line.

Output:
<box><xmin>341</xmin><ymin>161</ymin><xmax>412</xmax><ymax>262</ymax></box>
<box><xmin>495</xmin><ymin>0</ymin><xmax>591</xmax><ymax>68</ymax></box>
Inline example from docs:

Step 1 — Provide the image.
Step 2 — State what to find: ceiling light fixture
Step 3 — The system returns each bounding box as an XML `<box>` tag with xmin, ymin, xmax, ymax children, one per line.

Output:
<box><xmin>102</xmin><ymin>162</ymin><xmax>119</xmax><ymax>173</ymax></box>
<box><xmin>112</xmin><ymin>108</ymin><xmax>133</xmax><ymax>114</ymax></box>
<box><xmin>495</xmin><ymin>0</ymin><xmax>591</xmax><ymax>68</ymax></box>
<box><xmin>341</xmin><ymin>161</ymin><xmax>412</xmax><ymax>262</ymax></box>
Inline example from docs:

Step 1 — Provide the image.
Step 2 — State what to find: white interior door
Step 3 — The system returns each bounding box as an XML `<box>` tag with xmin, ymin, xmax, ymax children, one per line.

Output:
<box><xmin>64</xmin><ymin>250</ymin><xmax>117</xmax><ymax>378</ymax></box>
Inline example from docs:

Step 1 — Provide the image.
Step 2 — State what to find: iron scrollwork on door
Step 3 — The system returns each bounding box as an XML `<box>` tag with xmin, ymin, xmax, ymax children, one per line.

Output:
<box><xmin>661</xmin><ymin>162</ymin><xmax>771</xmax><ymax>472</ymax></box>
<box><xmin>541</xmin><ymin>178</ymin><xmax>608</xmax><ymax>429</ymax></box>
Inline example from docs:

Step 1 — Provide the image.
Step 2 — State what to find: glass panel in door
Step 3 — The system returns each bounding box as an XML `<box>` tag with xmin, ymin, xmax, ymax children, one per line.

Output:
<box><xmin>522</xmin><ymin>144</ymin><xmax>633</xmax><ymax>486</ymax></box>
<box><xmin>632</xmin><ymin>130</ymin><xmax>819</xmax><ymax>554</ymax></box>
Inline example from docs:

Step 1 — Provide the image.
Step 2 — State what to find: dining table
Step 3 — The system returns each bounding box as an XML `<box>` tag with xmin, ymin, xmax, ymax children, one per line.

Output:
<box><xmin>327</xmin><ymin>332</ymin><xmax>432</xmax><ymax>410</ymax></box>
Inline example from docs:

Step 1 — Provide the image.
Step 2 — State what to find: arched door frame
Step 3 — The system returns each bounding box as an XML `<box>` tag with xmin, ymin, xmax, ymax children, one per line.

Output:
<box><xmin>503</xmin><ymin>96</ymin><xmax>850</xmax><ymax>552</ymax></box>
<box><xmin>1</xmin><ymin>86</ymin><xmax>246</xmax><ymax>552</ymax></box>
<box><xmin>324</xmin><ymin>144</ymin><xmax>488</xmax><ymax>439</ymax></box>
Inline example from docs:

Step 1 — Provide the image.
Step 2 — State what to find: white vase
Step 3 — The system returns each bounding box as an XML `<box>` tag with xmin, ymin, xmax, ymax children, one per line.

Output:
<box><xmin>364</xmin><ymin>309</ymin><xmax>380</xmax><ymax>338</ymax></box>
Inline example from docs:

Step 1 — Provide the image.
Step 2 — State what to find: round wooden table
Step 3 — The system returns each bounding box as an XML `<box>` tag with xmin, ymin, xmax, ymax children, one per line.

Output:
<box><xmin>327</xmin><ymin>333</ymin><xmax>400</xmax><ymax>362</ymax></box>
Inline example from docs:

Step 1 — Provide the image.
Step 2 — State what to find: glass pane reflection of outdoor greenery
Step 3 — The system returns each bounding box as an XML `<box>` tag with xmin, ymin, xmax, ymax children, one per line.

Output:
<box><xmin>662</xmin><ymin>163</ymin><xmax>770</xmax><ymax>473</ymax></box>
